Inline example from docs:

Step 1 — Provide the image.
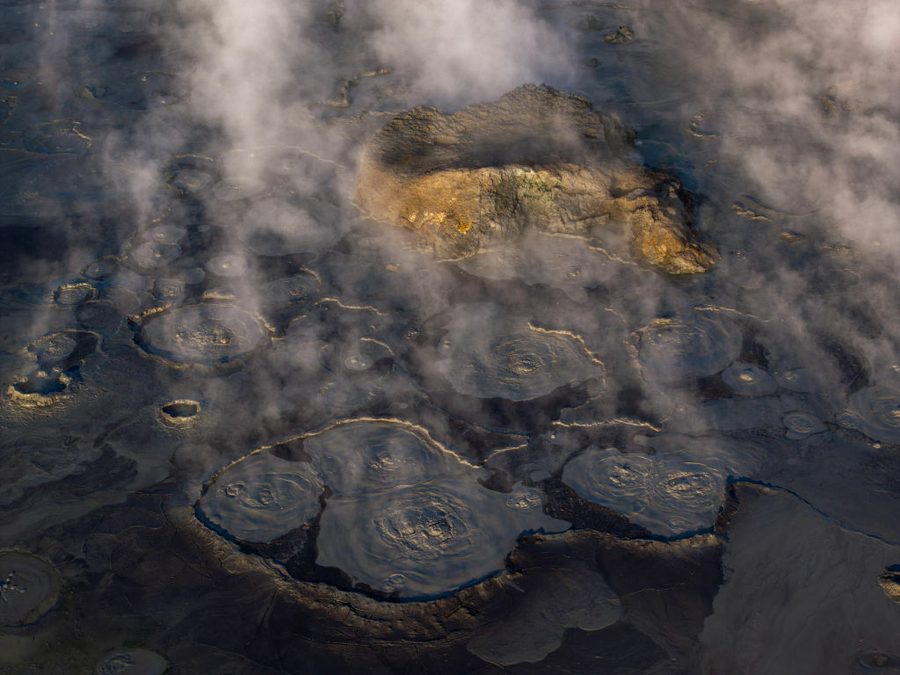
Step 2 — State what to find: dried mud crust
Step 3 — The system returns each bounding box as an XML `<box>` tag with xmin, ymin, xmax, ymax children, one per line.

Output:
<box><xmin>356</xmin><ymin>85</ymin><xmax>717</xmax><ymax>274</ymax></box>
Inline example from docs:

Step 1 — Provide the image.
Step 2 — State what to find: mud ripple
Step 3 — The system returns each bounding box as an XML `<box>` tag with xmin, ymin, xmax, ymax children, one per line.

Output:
<box><xmin>635</xmin><ymin>309</ymin><xmax>743</xmax><ymax>384</ymax></box>
<box><xmin>205</xmin><ymin>253</ymin><xmax>249</xmax><ymax>278</ymax></box>
<box><xmin>722</xmin><ymin>362</ymin><xmax>776</xmax><ymax>396</ymax></box>
<box><xmin>260</xmin><ymin>273</ymin><xmax>320</xmax><ymax>308</ymax></box>
<box><xmin>838</xmin><ymin>386</ymin><xmax>900</xmax><ymax>443</ymax></box>
<box><xmin>136</xmin><ymin>304</ymin><xmax>268</xmax><ymax>366</ymax></box>
<box><xmin>302</xmin><ymin>422</ymin><xmax>464</xmax><ymax>495</ymax></box>
<box><xmin>165</xmin><ymin>155</ymin><xmax>216</xmax><ymax>195</ymax></box>
<box><xmin>562</xmin><ymin>447</ymin><xmax>727</xmax><ymax>537</ymax></box>
<box><xmin>0</xmin><ymin>551</ymin><xmax>61</xmax><ymax>627</ymax></box>
<box><xmin>783</xmin><ymin>411</ymin><xmax>826</xmax><ymax>439</ymax></box>
<box><xmin>159</xmin><ymin>399</ymin><xmax>201</xmax><ymax>428</ymax></box>
<box><xmin>317</xmin><ymin>478</ymin><xmax>561</xmax><ymax>598</ymax></box>
<box><xmin>198</xmin><ymin>420</ymin><xmax>567</xmax><ymax>598</ymax></box>
<box><xmin>439</xmin><ymin>306</ymin><xmax>603</xmax><ymax>401</ymax></box>
<box><xmin>198</xmin><ymin>453</ymin><xmax>324</xmax><ymax>544</ymax></box>
<box><xmin>27</xmin><ymin>333</ymin><xmax>79</xmax><ymax>364</ymax></box>
<box><xmin>127</xmin><ymin>240</ymin><xmax>182</xmax><ymax>272</ymax></box>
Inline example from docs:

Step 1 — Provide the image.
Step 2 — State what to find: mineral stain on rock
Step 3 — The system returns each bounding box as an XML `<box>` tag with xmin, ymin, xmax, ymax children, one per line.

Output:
<box><xmin>356</xmin><ymin>85</ymin><xmax>717</xmax><ymax>274</ymax></box>
<box><xmin>879</xmin><ymin>565</ymin><xmax>900</xmax><ymax>604</ymax></box>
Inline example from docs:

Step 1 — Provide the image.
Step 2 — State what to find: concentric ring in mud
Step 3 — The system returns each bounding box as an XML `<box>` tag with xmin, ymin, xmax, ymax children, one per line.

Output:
<box><xmin>838</xmin><ymin>385</ymin><xmax>900</xmax><ymax>444</ymax></box>
<box><xmin>322</xmin><ymin>336</ymin><xmax>395</xmax><ymax>375</ymax></box>
<box><xmin>210</xmin><ymin>176</ymin><xmax>269</xmax><ymax>202</ymax></box>
<box><xmin>259</xmin><ymin>272</ymin><xmax>320</xmax><ymax>309</ymax></box>
<box><xmin>198</xmin><ymin>453</ymin><xmax>324</xmax><ymax>544</ymax></box>
<box><xmin>301</xmin><ymin>421</ymin><xmax>463</xmax><ymax>496</ymax></box>
<box><xmin>126</xmin><ymin>240</ymin><xmax>183</xmax><ymax>273</ymax></box>
<box><xmin>436</xmin><ymin>306</ymin><xmax>604</xmax><ymax>401</ymax></box>
<box><xmin>635</xmin><ymin>309</ymin><xmax>743</xmax><ymax>384</ymax></box>
<box><xmin>222</xmin><ymin>145</ymin><xmax>343</xmax><ymax>193</ymax></box>
<box><xmin>164</xmin><ymin>155</ymin><xmax>217</xmax><ymax>195</ymax></box>
<box><xmin>205</xmin><ymin>253</ymin><xmax>250</xmax><ymax>278</ymax></box>
<box><xmin>782</xmin><ymin>411</ymin><xmax>826</xmax><ymax>439</ymax></box>
<box><xmin>0</xmin><ymin>550</ymin><xmax>61</xmax><ymax>627</ymax></box>
<box><xmin>562</xmin><ymin>447</ymin><xmax>727</xmax><ymax>537</ymax></box>
<box><xmin>774</xmin><ymin>366</ymin><xmax>819</xmax><ymax>393</ymax></box>
<box><xmin>444</xmin><ymin>330</ymin><xmax>602</xmax><ymax>401</ymax></box>
<box><xmin>317</xmin><ymin>478</ymin><xmax>559</xmax><ymax>598</ymax></box>
<box><xmin>721</xmin><ymin>362</ymin><xmax>776</xmax><ymax>396</ymax></box>
<box><xmin>135</xmin><ymin>304</ymin><xmax>268</xmax><ymax>367</ymax></box>
<box><xmin>195</xmin><ymin>420</ymin><xmax>567</xmax><ymax>599</ymax></box>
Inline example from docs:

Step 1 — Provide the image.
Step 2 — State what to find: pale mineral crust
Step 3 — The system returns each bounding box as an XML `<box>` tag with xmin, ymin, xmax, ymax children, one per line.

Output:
<box><xmin>356</xmin><ymin>85</ymin><xmax>718</xmax><ymax>274</ymax></box>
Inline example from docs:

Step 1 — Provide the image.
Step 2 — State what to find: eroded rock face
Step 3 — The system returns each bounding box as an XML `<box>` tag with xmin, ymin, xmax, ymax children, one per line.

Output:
<box><xmin>356</xmin><ymin>85</ymin><xmax>717</xmax><ymax>274</ymax></box>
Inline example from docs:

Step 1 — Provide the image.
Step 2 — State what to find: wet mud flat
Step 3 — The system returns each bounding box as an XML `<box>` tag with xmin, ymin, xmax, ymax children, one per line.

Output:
<box><xmin>2</xmin><ymin>0</ymin><xmax>900</xmax><ymax>673</ymax></box>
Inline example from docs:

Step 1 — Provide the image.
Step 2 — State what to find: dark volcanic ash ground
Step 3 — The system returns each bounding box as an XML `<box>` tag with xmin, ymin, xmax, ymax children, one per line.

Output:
<box><xmin>1</xmin><ymin>1</ymin><xmax>900</xmax><ymax>673</ymax></box>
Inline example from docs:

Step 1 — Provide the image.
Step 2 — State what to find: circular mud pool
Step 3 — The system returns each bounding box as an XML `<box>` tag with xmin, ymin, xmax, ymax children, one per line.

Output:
<box><xmin>635</xmin><ymin>309</ymin><xmax>743</xmax><ymax>384</ymax></box>
<box><xmin>722</xmin><ymin>362</ymin><xmax>776</xmax><ymax>396</ymax></box>
<box><xmin>839</xmin><ymin>386</ymin><xmax>900</xmax><ymax>444</ymax></box>
<box><xmin>11</xmin><ymin>371</ymin><xmax>69</xmax><ymax>397</ymax></box>
<box><xmin>260</xmin><ymin>273</ymin><xmax>320</xmax><ymax>308</ymax></box>
<box><xmin>159</xmin><ymin>399</ymin><xmax>201</xmax><ymax>427</ymax></box>
<box><xmin>198</xmin><ymin>452</ymin><xmax>324</xmax><ymax>543</ymax></box>
<box><xmin>856</xmin><ymin>650</ymin><xmax>899</xmax><ymax>670</ymax></box>
<box><xmin>205</xmin><ymin>253</ymin><xmax>249</xmax><ymax>278</ymax></box>
<box><xmin>136</xmin><ymin>304</ymin><xmax>268</xmax><ymax>367</ymax></box>
<box><xmin>197</xmin><ymin>420</ymin><xmax>568</xmax><ymax>598</ymax></box>
<box><xmin>783</xmin><ymin>411</ymin><xmax>826</xmax><ymax>439</ymax></box>
<box><xmin>437</xmin><ymin>305</ymin><xmax>604</xmax><ymax>401</ymax></box>
<box><xmin>443</xmin><ymin>330</ymin><xmax>601</xmax><ymax>401</ymax></box>
<box><xmin>165</xmin><ymin>155</ymin><xmax>217</xmax><ymax>195</ymax></box>
<box><xmin>127</xmin><ymin>240</ymin><xmax>182</xmax><ymax>272</ymax></box>
<box><xmin>0</xmin><ymin>551</ymin><xmax>61</xmax><ymax>627</ymax></box>
<box><xmin>316</xmin><ymin>477</ymin><xmax>562</xmax><ymax>598</ymax></box>
<box><xmin>562</xmin><ymin>447</ymin><xmax>727</xmax><ymax>537</ymax></box>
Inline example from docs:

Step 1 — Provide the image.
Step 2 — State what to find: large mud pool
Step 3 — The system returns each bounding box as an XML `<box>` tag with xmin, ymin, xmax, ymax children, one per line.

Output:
<box><xmin>2</xmin><ymin>1</ymin><xmax>900</xmax><ymax>673</ymax></box>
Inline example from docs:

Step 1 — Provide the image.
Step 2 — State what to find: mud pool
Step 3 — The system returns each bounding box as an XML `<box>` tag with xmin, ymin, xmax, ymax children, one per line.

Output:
<box><xmin>2</xmin><ymin>0</ymin><xmax>900</xmax><ymax>673</ymax></box>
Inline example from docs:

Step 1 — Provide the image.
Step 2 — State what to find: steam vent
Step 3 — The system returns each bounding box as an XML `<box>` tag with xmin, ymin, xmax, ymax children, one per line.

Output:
<box><xmin>356</xmin><ymin>85</ymin><xmax>717</xmax><ymax>274</ymax></box>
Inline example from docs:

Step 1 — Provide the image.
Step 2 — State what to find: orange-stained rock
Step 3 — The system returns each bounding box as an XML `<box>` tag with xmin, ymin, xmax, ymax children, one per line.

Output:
<box><xmin>356</xmin><ymin>85</ymin><xmax>717</xmax><ymax>274</ymax></box>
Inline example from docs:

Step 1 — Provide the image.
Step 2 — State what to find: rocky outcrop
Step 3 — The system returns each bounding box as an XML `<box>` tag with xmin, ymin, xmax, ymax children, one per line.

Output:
<box><xmin>356</xmin><ymin>85</ymin><xmax>717</xmax><ymax>274</ymax></box>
